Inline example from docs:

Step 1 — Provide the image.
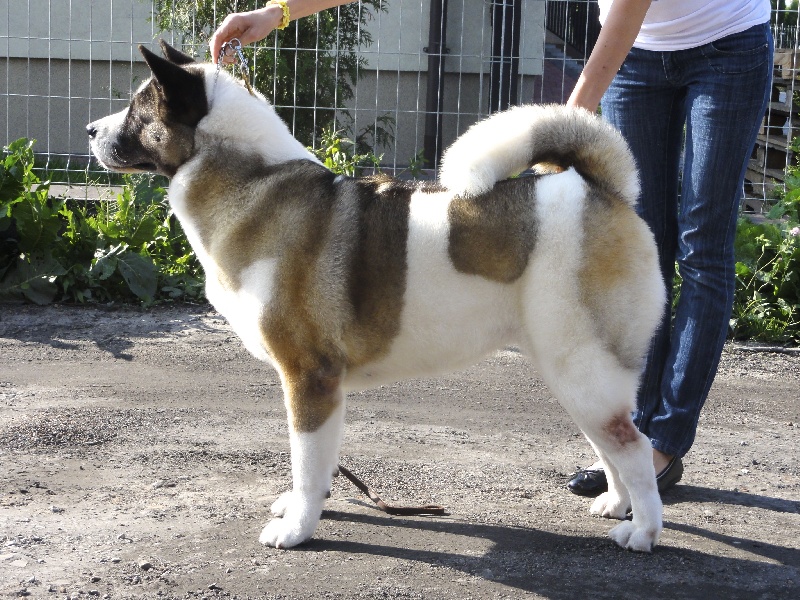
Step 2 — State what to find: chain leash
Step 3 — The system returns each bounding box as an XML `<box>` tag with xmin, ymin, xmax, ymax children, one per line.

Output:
<box><xmin>214</xmin><ymin>37</ymin><xmax>256</xmax><ymax>97</ymax></box>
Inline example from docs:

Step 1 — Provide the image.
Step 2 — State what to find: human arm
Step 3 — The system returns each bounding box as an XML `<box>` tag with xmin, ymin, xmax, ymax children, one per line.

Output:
<box><xmin>210</xmin><ymin>0</ymin><xmax>358</xmax><ymax>63</ymax></box>
<box><xmin>567</xmin><ymin>0</ymin><xmax>652</xmax><ymax>112</ymax></box>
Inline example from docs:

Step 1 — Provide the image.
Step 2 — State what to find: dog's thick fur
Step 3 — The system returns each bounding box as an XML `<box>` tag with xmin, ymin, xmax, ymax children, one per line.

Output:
<box><xmin>87</xmin><ymin>42</ymin><xmax>666</xmax><ymax>552</ymax></box>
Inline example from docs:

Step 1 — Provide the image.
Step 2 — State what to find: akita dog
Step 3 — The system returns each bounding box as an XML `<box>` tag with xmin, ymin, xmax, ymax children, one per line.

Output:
<box><xmin>87</xmin><ymin>41</ymin><xmax>665</xmax><ymax>552</ymax></box>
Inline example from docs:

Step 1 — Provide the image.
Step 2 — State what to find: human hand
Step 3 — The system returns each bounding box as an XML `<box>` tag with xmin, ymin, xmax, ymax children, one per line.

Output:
<box><xmin>566</xmin><ymin>85</ymin><xmax>600</xmax><ymax>114</ymax></box>
<box><xmin>209</xmin><ymin>7</ymin><xmax>283</xmax><ymax>64</ymax></box>
<box><xmin>565</xmin><ymin>0</ymin><xmax>651</xmax><ymax>114</ymax></box>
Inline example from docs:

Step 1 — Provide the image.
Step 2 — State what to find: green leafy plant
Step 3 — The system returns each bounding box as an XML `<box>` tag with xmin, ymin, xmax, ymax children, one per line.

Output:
<box><xmin>311</xmin><ymin>127</ymin><xmax>382</xmax><ymax>176</ymax></box>
<box><xmin>1</xmin><ymin>138</ymin><xmax>204</xmax><ymax>305</ymax></box>
<box><xmin>0</xmin><ymin>138</ymin><xmax>65</xmax><ymax>304</ymax></box>
<box><xmin>403</xmin><ymin>149</ymin><xmax>427</xmax><ymax>180</ymax></box>
<box><xmin>730</xmin><ymin>145</ymin><xmax>800</xmax><ymax>344</ymax></box>
<box><xmin>76</xmin><ymin>174</ymin><xmax>203</xmax><ymax>304</ymax></box>
<box><xmin>731</xmin><ymin>218</ymin><xmax>799</xmax><ymax>344</ymax></box>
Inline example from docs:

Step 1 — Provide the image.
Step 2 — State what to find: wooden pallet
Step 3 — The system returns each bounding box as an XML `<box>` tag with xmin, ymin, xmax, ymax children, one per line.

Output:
<box><xmin>745</xmin><ymin>161</ymin><xmax>784</xmax><ymax>199</ymax></box>
<box><xmin>774</xmin><ymin>49</ymin><xmax>800</xmax><ymax>80</ymax></box>
<box><xmin>753</xmin><ymin>135</ymin><xmax>792</xmax><ymax>169</ymax></box>
<box><xmin>746</xmin><ymin>55</ymin><xmax>800</xmax><ymax>200</ymax></box>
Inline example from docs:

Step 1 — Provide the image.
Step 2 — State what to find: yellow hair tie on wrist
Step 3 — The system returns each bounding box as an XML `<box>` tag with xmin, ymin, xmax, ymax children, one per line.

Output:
<box><xmin>269</xmin><ymin>0</ymin><xmax>291</xmax><ymax>30</ymax></box>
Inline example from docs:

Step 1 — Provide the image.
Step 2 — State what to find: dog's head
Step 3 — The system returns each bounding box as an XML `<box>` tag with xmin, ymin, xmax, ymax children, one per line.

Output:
<box><xmin>87</xmin><ymin>41</ymin><xmax>209</xmax><ymax>178</ymax></box>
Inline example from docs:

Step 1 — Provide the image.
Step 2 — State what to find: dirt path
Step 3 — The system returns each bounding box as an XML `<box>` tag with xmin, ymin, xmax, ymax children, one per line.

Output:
<box><xmin>1</xmin><ymin>304</ymin><xmax>798</xmax><ymax>599</ymax></box>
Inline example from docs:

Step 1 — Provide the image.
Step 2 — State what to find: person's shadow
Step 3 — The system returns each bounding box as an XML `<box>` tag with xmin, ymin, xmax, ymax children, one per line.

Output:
<box><xmin>662</xmin><ymin>483</ymin><xmax>799</xmax><ymax>565</ymax></box>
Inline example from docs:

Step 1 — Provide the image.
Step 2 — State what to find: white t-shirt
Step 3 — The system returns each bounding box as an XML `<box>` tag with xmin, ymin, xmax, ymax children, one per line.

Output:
<box><xmin>597</xmin><ymin>0</ymin><xmax>771</xmax><ymax>51</ymax></box>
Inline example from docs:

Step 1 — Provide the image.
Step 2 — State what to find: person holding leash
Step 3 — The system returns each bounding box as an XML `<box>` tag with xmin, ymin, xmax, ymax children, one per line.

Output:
<box><xmin>566</xmin><ymin>0</ymin><xmax>773</xmax><ymax>496</ymax></box>
<box><xmin>209</xmin><ymin>0</ymin><xmax>355</xmax><ymax>63</ymax></box>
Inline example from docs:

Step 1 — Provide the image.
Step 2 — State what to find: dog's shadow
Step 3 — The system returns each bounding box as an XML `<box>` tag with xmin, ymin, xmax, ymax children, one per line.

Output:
<box><xmin>291</xmin><ymin>490</ymin><xmax>799</xmax><ymax>598</ymax></box>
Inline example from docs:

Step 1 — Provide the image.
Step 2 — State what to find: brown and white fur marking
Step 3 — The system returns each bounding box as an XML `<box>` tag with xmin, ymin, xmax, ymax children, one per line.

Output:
<box><xmin>87</xmin><ymin>41</ymin><xmax>666</xmax><ymax>552</ymax></box>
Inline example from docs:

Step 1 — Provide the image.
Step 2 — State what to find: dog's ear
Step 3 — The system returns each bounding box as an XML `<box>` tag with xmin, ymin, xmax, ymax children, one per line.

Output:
<box><xmin>139</xmin><ymin>44</ymin><xmax>194</xmax><ymax>92</ymax></box>
<box><xmin>139</xmin><ymin>44</ymin><xmax>208</xmax><ymax>126</ymax></box>
<box><xmin>159</xmin><ymin>40</ymin><xmax>196</xmax><ymax>65</ymax></box>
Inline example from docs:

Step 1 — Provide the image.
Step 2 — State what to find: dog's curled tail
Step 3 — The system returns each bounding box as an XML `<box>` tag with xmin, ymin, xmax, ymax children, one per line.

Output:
<box><xmin>439</xmin><ymin>104</ymin><xmax>639</xmax><ymax>206</ymax></box>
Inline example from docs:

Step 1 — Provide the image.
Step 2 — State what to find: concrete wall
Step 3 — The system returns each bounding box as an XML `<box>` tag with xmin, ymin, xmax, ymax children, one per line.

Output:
<box><xmin>1</xmin><ymin>57</ymin><xmax>152</xmax><ymax>158</ymax></box>
<box><xmin>0</xmin><ymin>0</ymin><xmax>159</xmax><ymax>61</ymax></box>
<box><xmin>1</xmin><ymin>0</ymin><xmax>158</xmax><ymax>158</ymax></box>
<box><xmin>350</xmin><ymin>0</ymin><xmax>545</xmax><ymax>166</ymax></box>
<box><xmin>344</xmin><ymin>69</ymin><xmax>541</xmax><ymax>168</ymax></box>
<box><xmin>359</xmin><ymin>0</ymin><xmax>544</xmax><ymax>75</ymax></box>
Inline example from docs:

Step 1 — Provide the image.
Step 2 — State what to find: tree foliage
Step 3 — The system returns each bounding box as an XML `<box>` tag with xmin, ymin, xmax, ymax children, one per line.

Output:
<box><xmin>772</xmin><ymin>0</ymin><xmax>800</xmax><ymax>26</ymax></box>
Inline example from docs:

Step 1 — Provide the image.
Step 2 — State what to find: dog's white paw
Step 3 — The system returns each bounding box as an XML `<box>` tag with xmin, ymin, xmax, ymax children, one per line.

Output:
<box><xmin>609</xmin><ymin>520</ymin><xmax>659</xmax><ymax>553</ymax></box>
<box><xmin>270</xmin><ymin>490</ymin><xmax>294</xmax><ymax>517</ymax></box>
<box><xmin>260</xmin><ymin>493</ymin><xmax>324</xmax><ymax>548</ymax></box>
<box><xmin>590</xmin><ymin>491</ymin><xmax>630</xmax><ymax>520</ymax></box>
<box><xmin>259</xmin><ymin>510</ymin><xmax>318</xmax><ymax>549</ymax></box>
<box><xmin>259</xmin><ymin>517</ymin><xmax>311</xmax><ymax>549</ymax></box>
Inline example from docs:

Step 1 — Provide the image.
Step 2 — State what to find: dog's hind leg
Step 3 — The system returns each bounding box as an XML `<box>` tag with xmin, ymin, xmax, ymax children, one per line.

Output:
<box><xmin>531</xmin><ymin>345</ymin><xmax>662</xmax><ymax>552</ymax></box>
<box><xmin>585</xmin><ymin>441</ymin><xmax>631</xmax><ymax>518</ymax></box>
<box><xmin>259</xmin><ymin>366</ymin><xmax>345</xmax><ymax>549</ymax></box>
<box><xmin>583</xmin><ymin>403</ymin><xmax>661</xmax><ymax>552</ymax></box>
<box><xmin>522</xmin><ymin>170</ymin><xmax>663</xmax><ymax>550</ymax></box>
<box><xmin>586</xmin><ymin>408</ymin><xmax>662</xmax><ymax>552</ymax></box>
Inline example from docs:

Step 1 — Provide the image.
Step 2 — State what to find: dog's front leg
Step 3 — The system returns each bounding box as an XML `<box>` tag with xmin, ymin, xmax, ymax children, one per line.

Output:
<box><xmin>259</xmin><ymin>367</ymin><xmax>345</xmax><ymax>549</ymax></box>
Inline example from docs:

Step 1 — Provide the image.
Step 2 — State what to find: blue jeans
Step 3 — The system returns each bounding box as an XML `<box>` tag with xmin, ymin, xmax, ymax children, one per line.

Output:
<box><xmin>600</xmin><ymin>24</ymin><xmax>773</xmax><ymax>458</ymax></box>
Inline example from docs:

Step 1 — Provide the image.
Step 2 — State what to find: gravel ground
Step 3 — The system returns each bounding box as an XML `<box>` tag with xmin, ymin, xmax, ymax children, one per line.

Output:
<box><xmin>1</xmin><ymin>303</ymin><xmax>798</xmax><ymax>599</ymax></box>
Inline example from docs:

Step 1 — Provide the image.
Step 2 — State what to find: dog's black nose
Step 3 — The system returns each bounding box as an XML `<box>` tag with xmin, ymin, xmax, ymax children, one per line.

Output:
<box><xmin>86</xmin><ymin>124</ymin><xmax>97</xmax><ymax>139</ymax></box>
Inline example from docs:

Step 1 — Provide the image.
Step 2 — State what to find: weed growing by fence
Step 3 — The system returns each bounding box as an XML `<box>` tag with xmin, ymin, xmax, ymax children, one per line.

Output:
<box><xmin>1</xmin><ymin>139</ymin><xmax>203</xmax><ymax>305</ymax></box>
<box><xmin>312</xmin><ymin>127</ymin><xmax>382</xmax><ymax>176</ymax></box>
<box><xmin>731</xmin><ymin>141</ymin><xmax>800</xmax><ymax>344</ymax></box>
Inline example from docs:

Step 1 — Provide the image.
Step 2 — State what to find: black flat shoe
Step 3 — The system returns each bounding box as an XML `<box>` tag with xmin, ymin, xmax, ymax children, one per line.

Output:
<box><xmin>567</xmin><ymin>467</ymin><xmax>608</xmax><ymax>497</ymax></box>
<box><xmin>655</xmin><ymin>456</ymin><xmax>683</xmax><ymax>493</ymax></box>
<box><xmin>567</xmin><ymin>456</ymin><xmax>684</xmax><ymax>497</ymax></box>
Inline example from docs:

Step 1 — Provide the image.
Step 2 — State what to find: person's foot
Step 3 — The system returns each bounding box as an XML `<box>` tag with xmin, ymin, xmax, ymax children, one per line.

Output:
<box><xmin>567</xmin><ymin>461</ymin><xmax>607</xmax><ymax>496</ymax></box>
<box><xmin>652</xmin><ymin>449</ymin><xmax>672</xmax><ymax>475</ymax></box>
<box><xmin>654</xmin><ymin>455</ymin><xmax>683</xmax><ymax>492</ymax></box>
<box><xmin>567</xmin><ymin>454</ymin><xmax>683</xmax><ymax>497</ymax></box>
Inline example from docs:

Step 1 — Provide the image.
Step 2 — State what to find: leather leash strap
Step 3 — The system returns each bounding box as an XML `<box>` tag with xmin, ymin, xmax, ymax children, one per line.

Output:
<box><xmin>337</xmin><ymin>464</ymin><xmax>446</xmax><ymax>516</ymax></box>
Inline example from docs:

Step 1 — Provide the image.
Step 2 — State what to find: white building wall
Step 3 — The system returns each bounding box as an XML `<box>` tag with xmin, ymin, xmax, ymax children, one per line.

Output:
<box><xmin>360</xmin><ymin>0</ymin><xmax>544</xmax><ymax>75</ymax></box>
